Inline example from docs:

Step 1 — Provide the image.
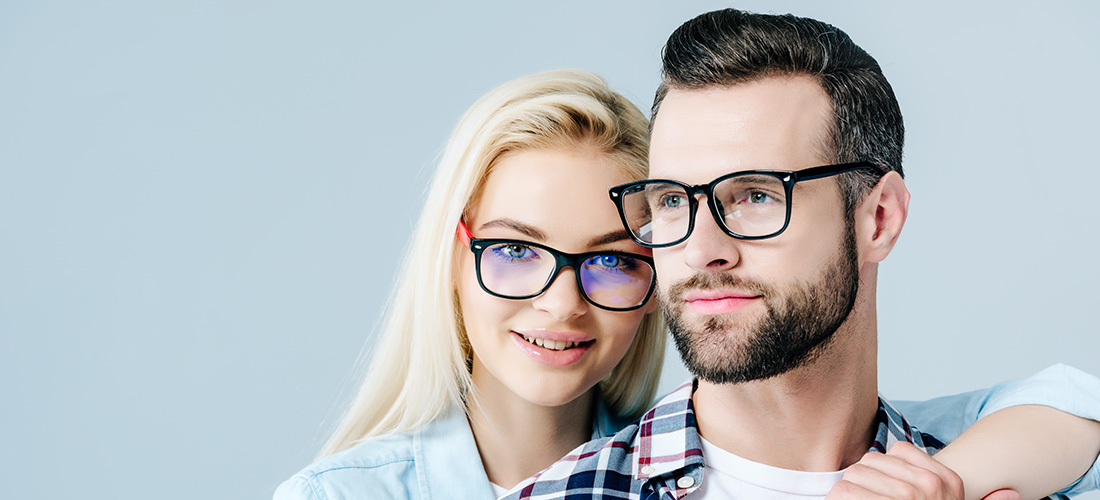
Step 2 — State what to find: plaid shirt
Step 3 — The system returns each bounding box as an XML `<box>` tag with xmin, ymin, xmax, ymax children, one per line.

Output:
<box><xmin>503</xmin><ymin>380</ymin><xmax>1067</xmax><ymax>500</ymax></box>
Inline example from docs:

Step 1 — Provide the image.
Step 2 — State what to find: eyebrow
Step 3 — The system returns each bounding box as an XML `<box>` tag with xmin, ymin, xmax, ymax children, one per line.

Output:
<box><xmin>479</xmin><ymin>219</ymin><xmax>546</xmax><ymax>241</ymax></box>
<box><xmin>586</xmin><ymin>230</ymin><xmax>631</xmax><ymax>247</ymax></box>
<box><xmin>479</xmin><ymin>219</ymin><xmax>631</xmax><ymax>249</ymax></box>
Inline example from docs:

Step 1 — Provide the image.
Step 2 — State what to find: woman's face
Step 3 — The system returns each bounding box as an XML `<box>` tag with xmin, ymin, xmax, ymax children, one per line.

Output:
<box><xmin>457</xmin><ymin>147</ymin><xmax>656</xmax><ymax>410</ymax></box>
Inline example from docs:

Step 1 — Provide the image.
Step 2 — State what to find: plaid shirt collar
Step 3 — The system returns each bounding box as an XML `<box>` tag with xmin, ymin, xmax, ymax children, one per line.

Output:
<box><xmin>507</xmin><ymin>379</ymin><xmax>948</xmax><ymax>500</ymax></box>
<box><xmin>631</xmin><ymin>379</ymin><xmax>948</xmax><ymax>495</ymax></box>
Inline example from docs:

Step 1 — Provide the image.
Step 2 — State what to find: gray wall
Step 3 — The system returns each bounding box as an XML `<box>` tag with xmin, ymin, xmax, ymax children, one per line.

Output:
<box><xmin>2</xmin><ymin>1</ymin><xmax>1097</xmax><ymax>498</ymax></box>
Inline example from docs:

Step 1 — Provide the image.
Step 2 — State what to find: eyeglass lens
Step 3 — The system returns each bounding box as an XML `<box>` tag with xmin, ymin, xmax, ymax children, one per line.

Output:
<box><xmin>477</xmin><ymin>242</ymin><xmax>653</xmax><ymax>310</ymax></box>
<box><xmin>620</xmin><ymin>174</ymin><xmax>789</xmax><ymax>245</ymax></box>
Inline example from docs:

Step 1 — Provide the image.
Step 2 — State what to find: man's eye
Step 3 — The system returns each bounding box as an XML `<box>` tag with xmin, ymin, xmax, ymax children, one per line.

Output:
<box><xmin>748</xmin><ymin>192</ymin><xmax>770</xmax><ymax>203</ymax></box>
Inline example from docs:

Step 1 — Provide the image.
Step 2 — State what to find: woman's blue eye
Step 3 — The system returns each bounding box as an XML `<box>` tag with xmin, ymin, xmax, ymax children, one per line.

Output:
<box><xmin>592</xmin><ymin>255</ymin><xmax>620</xmax><ymax>268</ymax></box>
<box><xmin>662</xmin><ymin>194</ymin><xmax>684</xmax><ymax>208</ymax></box>
<box><xmin>491</xmin><ymin>244</ymin><xmax>536</xmax><ymax>261</ymax></box>
<box><xmin>587</xmin><ymin>254</ymin><xmax>640</xmax><ymax>272</ymax></box>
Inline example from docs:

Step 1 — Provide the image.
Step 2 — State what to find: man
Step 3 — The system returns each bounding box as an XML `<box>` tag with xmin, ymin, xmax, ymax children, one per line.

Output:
<box><xmin>504</xmin><ymin>8</ymin><xmax>1100</xmax><ymax>500</ymax></box>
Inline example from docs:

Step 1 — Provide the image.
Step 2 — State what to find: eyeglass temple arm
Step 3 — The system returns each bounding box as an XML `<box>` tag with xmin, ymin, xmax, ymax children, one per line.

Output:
<box><xmin>796</xmin><ymin>161</ymin><xmax>885</xmax><ymax>181</ymax></box>
<box><xmin>456</xmin><ymin>220</ymin><xmax>473</xmax><ymax>246</ymax></box>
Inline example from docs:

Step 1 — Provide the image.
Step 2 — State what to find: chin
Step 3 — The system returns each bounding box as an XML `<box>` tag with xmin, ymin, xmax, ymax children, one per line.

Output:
<box><xmin>517</xmin><ymin>385</ymin><xmax>591</xmax><ymax>409</ymax></box>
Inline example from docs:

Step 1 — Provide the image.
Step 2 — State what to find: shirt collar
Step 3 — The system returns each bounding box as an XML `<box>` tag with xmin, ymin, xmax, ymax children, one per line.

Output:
<box><xmin>630</xmin><ymin>380</ymin><xmax>944</xmax><ymax>485</ymax></box>
<box><xmin>416</xmin><ymin>409</ymin><xmax>496</xmax><ymax>500</ymax></box>
<box><xmin>632</xmin><ymin>379</ymin><xmax>704</xmax><ymax>482</ymax></box>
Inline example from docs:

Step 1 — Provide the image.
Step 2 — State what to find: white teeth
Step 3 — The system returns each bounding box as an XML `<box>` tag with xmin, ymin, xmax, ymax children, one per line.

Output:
<box><xmin>521</xmin><ymin>334</ymin><xmax>580</xmax><ymax>351</ymax></box>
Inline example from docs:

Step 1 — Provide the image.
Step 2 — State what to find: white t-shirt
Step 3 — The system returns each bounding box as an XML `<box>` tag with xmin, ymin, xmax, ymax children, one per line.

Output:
<box><xmin>689</xmin><ymin>436</ymin><xmax>847</xmax><ymax>499</ymax></box>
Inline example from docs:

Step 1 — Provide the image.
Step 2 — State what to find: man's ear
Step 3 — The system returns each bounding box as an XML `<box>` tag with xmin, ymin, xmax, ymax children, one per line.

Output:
<box><xmin>855</xmin><ymin>171</ymin><xmax>909</xmax><ymax>264</ymax></box>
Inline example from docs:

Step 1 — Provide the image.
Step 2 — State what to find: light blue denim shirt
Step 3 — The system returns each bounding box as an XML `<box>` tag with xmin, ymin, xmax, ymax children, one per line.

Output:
<box><xmin>274</xmin><ymin>394</ymin><xmax>629</xmax><ymax>500</ymax></box>
<box><xmin>275</xmin><ymin>364</ymin><xmax>1100</xmax><ymax>499</ymax></box>
<box><xmin>274</xmin><ymin>409</ymin><xmax>494</xmax><ymax>500</ymax></box>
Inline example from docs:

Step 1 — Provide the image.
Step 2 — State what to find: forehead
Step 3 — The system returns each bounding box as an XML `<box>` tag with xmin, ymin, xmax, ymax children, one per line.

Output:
<box><xmin>470</xmin><ymin>147</ymin><xmax>632</xmax><ymax>250</ymax></box>
<box><xmin>649</xmin><ymin>76</ymin><xmax>834</xmax><ymax>183</ymax></box>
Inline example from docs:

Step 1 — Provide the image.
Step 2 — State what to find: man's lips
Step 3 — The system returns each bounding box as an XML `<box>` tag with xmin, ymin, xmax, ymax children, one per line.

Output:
<box><xmin>684</xmin><ymin>289</ymin><xmax>761</xmax><ymax>315</ymax></box>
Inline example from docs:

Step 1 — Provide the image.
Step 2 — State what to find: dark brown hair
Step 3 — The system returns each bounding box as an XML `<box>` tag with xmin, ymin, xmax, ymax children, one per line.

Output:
<box><xmin>653</xmin><ymin>8</ymin><xmax>903</xmax><ymax>210</ymax></box>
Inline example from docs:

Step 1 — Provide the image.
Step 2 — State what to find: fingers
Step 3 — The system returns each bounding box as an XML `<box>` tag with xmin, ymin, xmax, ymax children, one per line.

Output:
<box><xmin>826</xmin><ymin>478</ymin><xmax>886</xmax><ymax>499</ymax></box>
<box><xmin>826</xmin><ymin>443</ymin><xmax>964</xmax><ymax>500</ymax></box>
<box><xmin>885</xmin><ymin>442</ymin><xmax>966</xmax><ymax>496</ymax></box>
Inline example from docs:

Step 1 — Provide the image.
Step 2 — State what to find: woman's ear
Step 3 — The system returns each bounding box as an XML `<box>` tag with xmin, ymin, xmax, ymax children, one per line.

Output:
<box><xmin>855</xmin><ymin>171</ymin><xmax>910</xmax><ymax>264</ymax></box>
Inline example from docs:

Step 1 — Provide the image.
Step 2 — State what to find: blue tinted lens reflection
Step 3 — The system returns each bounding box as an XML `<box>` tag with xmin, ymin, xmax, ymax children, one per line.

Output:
<box><xmin>579</xmin><ymin>254</ymin><xmax>652</xmax><ymax>308</ymax></box>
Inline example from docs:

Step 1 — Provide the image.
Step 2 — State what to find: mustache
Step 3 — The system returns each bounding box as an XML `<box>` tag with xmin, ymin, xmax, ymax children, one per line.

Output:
<box><xmin>662</xmin><ymin>272</ymin><xmax>776</xmax><ymax>300</ymax></box>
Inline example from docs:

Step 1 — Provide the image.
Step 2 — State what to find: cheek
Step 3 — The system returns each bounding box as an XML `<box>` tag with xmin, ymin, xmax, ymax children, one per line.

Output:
<box><xmin>652</xmin><ymin>248</ymin><xmax>685</xmax><ymax>286</ymax></box>
<box><xmin>775</xmin><ymin>229</ymin><xmax>841</xmax><ymax>276</ymax></box>
<box><xmin>456</xmin><ymin>255</ymin><xmax>526</xmax><ymax>343</ymax></box>
<box><xmin>456</xmin><ymin>259</ymin><xmax>494</xmax><ymax>335</ymax></box>
<box><xmin>595</xmin><ymin>310</ymin><xmax>647</xmax><ymax>357</ymax></box>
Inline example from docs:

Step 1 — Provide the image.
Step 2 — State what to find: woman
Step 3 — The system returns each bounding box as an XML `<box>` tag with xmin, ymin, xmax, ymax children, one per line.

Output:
<box><xmin>275</xmin><ymin>70</ymin><xmax>1100</xmax><ymax>500</ymax></box>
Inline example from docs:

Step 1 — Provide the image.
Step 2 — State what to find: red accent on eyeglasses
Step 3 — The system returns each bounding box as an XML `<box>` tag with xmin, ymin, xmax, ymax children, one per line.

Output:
<box><xmin>456</xmin><ymin>220</ymin><xmax>472</xmax><ymax>246</ymax></box>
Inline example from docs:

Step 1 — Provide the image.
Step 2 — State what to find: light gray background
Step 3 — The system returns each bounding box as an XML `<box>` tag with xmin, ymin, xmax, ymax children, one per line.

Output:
<box><xmin>2</xmin><ymin>1</ymin><xmax>1098</xmax><ymax>499</ymax></box>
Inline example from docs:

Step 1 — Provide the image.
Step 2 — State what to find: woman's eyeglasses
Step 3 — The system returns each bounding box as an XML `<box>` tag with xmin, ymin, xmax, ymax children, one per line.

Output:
<box><xmin>456</xmin><ymin>221</ymin><xmax>656</xmax><ymax>312</ymax></box>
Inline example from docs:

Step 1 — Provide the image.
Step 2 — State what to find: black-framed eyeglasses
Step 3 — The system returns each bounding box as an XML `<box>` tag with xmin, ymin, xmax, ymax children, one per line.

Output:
<box><xmin>608</xmin><ymin>161</ymin><xmax>883</xmax><ymax>248</ymax></box>
<box><xmin>456</xmin><ymin>221</ymin><xmax>656</xmax><ymax>312</ymax></box>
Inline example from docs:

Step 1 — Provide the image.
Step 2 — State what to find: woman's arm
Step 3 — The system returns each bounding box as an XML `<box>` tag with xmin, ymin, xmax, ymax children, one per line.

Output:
<box><xmin>831</xmin><ymin>406</ymin><xmax>1100</xmax><ymax>500</ymax></box>
<box><xmin>830</xmin><ymin>364</ymin><xmax>1100</xmax><ymax>499</ymax></box>
<box><xmin>934</xmin><ymin>404</ymin><xmax>1100</xmax><ymax>500</ymax></box>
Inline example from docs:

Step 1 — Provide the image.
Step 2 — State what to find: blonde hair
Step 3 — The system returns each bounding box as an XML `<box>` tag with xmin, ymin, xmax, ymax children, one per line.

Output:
<box><xmin>320</xmin><ymin>69</ymin><xmax>666</xmax><ymax>457</ymax></box>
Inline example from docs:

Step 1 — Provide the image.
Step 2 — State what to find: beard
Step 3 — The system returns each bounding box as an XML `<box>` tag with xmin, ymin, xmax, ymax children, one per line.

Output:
<box><xmin>661</xmin><ymin>219</ymin><xmax>860</xmax><ymax>384</ymax></box>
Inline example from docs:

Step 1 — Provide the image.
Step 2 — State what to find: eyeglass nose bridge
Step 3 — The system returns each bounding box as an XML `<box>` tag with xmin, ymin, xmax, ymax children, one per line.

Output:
<box><xmin>670</xmin><ymin>181</ymin><xmax>734</xmax><ymax>247</ymax></box>
<box><xmin>535</xmin><ymin>254</ymin><xmax>585</xmax><ymax>299</ymax></box>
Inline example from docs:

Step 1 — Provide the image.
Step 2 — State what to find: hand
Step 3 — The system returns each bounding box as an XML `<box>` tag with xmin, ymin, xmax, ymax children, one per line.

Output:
<box><xmin>826</xmin><ymin>442</ymin><xmax>964</xmax><ymax>499</ymax></box>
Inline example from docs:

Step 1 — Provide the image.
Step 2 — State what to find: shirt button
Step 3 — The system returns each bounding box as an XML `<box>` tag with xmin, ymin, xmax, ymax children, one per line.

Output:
<box><xmin>640</xmin><ymin>465</ymin><xmax>655</xmax><ymax>476</ymax></box>
<box><xmin>677</xmin><ymin>476</ymin><xmax>695</xmax><ymax>488</ymax></box>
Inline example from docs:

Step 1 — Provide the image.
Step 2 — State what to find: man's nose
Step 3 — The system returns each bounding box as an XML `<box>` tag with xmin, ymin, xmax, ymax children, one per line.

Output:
<box><xmin>681</xmin><ymin>198</ymin><xmax>741</xmax><ymax>272</ymax></box>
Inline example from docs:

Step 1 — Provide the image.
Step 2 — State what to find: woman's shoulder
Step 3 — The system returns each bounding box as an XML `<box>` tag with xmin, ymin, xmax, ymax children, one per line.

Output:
<box><xmin>274</xmin><ymin>411</ymin><xmax>494</xmax><ymax>500</ymax></box>
<box><xmin>274</xmin><ymin>431</ymin><xmax>422</xmax><ymax>500</ymax></box>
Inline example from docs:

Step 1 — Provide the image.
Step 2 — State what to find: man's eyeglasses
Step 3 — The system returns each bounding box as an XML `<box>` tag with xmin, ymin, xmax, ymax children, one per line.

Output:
<box><xmin>456</xmin><ymin>221</ymin><xmax>656</xmax><ymax>312</ymax></box>
<box><xmin>608</xmin><ymin>161</ymin><xmax>882</xmax><ymax>248</ymax></box>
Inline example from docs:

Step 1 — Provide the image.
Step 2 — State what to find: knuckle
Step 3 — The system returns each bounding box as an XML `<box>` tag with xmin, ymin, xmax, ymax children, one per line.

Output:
<box><xmin>843</xmin><ymin>463</ymin><xmax>872</xmax><ymax>479</ymax></box>
<box><xmin>887</xmin><ymin>441</ymin><xmax>917</xmax><ymax>457</ymax></box>
<box><xmin>914</xmin><ymin>469</ymin><xmax>944</xmax><ymax>492</ymax></box>
<box><xmin>895</xmin><ymin>482</ymin><xmax>921</xmax><ymax>500</ymax></box>
<box><xmin>828</xmin><ymin>480</ymin><xmax>863</xmax><ymax>499</ymax></box>
<box><xmin>857</xmin><ymin>452</ymin><xmax>886</xmax><ymax>467</ymax></box>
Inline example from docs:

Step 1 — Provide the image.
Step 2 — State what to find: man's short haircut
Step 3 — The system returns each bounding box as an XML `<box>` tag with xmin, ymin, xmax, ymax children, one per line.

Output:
<box><xmin>653</xmin><ymin>8</ymin><xmax>903</xmax><ymax>211</ymax></box>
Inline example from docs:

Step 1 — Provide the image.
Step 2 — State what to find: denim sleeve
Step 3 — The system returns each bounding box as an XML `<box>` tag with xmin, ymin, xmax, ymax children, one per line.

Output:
<box><xmin>273</xmin><ymin>476</ymin><xmax>320</xmax><ymax>500</ymax></box>
<box><xmin>892</xmin><ymin>364</ymin><xmax>1100</xmax><ymax>496</ymax></box>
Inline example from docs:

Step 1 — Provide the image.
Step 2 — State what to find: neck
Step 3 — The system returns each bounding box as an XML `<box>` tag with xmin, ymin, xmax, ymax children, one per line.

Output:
<box><xmin>466</xmin><ymin>363</ymin><xmax>595</xmax><ymax>489</ymax></box>
<box><xmin>693</xmin><ymin>290</ymin><xmax>879</xmax><ymax>472</ymax></box>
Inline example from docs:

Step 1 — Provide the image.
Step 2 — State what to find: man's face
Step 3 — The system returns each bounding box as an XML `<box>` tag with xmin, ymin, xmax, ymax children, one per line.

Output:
<box><xmin>648</xmin><ymin>76</ymin><xmax>861</xmax><ymax>383</ymax></box>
